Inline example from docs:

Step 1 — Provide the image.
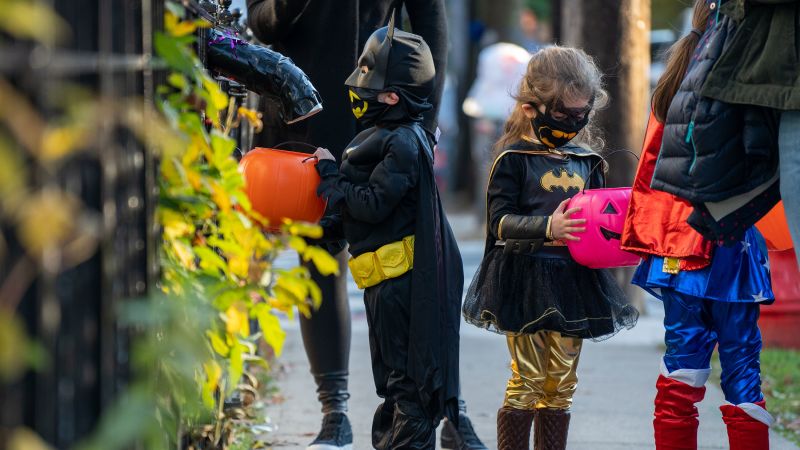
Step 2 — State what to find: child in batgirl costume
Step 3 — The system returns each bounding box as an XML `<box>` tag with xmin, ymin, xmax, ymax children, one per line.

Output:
<box><xmin>462</xmin><ymin>46</ymin><xmax>638</xmax><ymax>450</ymax></box>
<box><xmin>312</xmin><ymin>16</ymin><xmax>463</xmax><ymax>449</ymax></box>
<box><xmin>622</xmin><ymin>2</ymin><xmax>776</xmax><ymax>448</ymax></box>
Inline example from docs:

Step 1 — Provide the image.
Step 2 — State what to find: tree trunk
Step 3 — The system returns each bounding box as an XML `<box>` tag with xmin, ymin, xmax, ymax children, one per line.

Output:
<box><xmin>560</xmin><ymin>0</ymin><xmax>651</xmax><ymax>312</ymax></box>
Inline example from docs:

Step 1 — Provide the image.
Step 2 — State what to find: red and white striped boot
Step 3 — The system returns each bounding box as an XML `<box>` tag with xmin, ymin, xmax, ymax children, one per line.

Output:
<box><xmin>720</xmin><ymin>400</ymin><xmax>773</xmax><ymax>450</ymax></box>
<box><xmin>653</xmin><ymin>375</ymin><xmax>707</xmax><ymax>450</ymax></box>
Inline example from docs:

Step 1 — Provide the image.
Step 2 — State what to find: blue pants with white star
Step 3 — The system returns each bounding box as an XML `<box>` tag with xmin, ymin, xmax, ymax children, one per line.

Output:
<box><xmin>662</xmin><ymin>289</ymin><xmax>764</xmax><ymax>405</ymax></box>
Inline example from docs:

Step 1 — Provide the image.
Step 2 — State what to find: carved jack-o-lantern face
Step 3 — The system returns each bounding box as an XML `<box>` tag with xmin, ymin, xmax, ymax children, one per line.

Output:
<box><xmin>599</xmin><ymin>200</ymin><xmax>622</xmax><ymax>241</ymax></box>
<box><xmin>566</xmin><ymin>188</ymin><xmax>640</xmax><ymax>269</ymax></box>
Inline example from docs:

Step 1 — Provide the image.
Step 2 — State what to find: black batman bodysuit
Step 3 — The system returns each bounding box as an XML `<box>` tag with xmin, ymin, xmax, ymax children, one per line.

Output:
<box><xmin>462</xmin><ymin>140</ymin><xmax>638</xmax><ymax>340</ymax></box>
<box><xmin>316</xmin><ymin>123</ymin><xmax>462</xmax><ymax>447</ymax></box>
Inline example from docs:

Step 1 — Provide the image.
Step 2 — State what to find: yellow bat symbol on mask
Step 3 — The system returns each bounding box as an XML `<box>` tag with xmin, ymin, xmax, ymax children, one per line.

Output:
<box><xmin>349</xmin><ymin>89</ymin><xmax>367</xmax><ymax>119</ymax></box>
<box><xmin>540</xmin><ymin>168</ymin><xmax>584</xmax><ymax>193</ymax></box>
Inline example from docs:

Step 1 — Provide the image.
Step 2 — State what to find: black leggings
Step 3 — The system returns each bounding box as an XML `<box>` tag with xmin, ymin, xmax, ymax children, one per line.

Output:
<box><xmin>299</xmin><ymin>250</ymin><xmax>351</xmax><ymax>413</ymax></box>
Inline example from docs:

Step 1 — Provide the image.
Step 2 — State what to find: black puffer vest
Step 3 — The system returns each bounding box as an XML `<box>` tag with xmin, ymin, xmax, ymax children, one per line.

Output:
<box><xmin>651</xmin><ymin>16</ymin><xmax>780</xmax><ymax>203</ymax></box>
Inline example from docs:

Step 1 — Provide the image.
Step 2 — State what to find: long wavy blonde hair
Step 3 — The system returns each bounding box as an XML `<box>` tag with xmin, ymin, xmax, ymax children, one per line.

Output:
<box><xmin>494</xmin><ymin>46</ymin><xmax>608</xmax><ymax>154</ymax></box>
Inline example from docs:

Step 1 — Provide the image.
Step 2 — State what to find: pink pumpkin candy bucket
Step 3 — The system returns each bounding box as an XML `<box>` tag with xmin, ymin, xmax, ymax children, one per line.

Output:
<box><xmin>566</xmin><ymin>151</ymin><xmax>641</xmax><ymax>269</ymax></box>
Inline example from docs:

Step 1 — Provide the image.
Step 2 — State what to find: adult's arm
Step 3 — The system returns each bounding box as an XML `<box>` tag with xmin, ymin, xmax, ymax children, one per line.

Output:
<box><xmin>404</xmin><ymin>0</ymin><xmax>448</xmax><ymax>136</ymax></box>
<box><xmin>246</xmin><ymin>0</ymin><xmax>312</xmax><ymax>44</ymax></box>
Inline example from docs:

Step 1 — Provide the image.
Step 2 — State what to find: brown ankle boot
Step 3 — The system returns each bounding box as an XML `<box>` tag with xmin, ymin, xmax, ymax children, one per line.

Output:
<box><xmin>533</xmin><ymin>408</ymin><xmax>570</xmax><ymax>450</ymax></box>
<box><xmin>497</xmin><ymin>407</ymin><xmax>535</xmax><ymax>450</ymax></box>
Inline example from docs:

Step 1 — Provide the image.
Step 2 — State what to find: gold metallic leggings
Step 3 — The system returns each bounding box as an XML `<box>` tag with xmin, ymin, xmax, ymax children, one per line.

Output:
<box><xmin>503</xmin><ymin>331</ymin><xmax>583</xmax><ymax>410</ymax></box>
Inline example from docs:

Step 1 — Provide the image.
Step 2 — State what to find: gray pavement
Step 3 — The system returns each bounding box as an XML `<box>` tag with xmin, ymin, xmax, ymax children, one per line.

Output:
<box><xmin>266</xmin><ymin>214</ymin><xmax>798</xmax><ymax>449</ymax></box>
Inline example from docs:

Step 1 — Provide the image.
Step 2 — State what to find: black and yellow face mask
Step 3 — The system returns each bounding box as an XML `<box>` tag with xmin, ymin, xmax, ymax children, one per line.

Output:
<box><xmin>349</xmin><ymin>87</ymin><xmax>390</xmax><ymax>126</ymax></box>
<box><xmin>529</xmin><ymin>101</ymin><xmax>592</xmax><ymax>149</ymax></box>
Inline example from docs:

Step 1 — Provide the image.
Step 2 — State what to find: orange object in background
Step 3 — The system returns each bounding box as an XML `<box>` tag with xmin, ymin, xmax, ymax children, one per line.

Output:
<box><xmin>756</xmin><ymin>202</ymin><xmax>794</xmax><ymax>251</ymax></box>
<box><xmin>759</xmin><ymin>249</ymin><xmax>800</xmax><ymax>349</ymax></box>
<box><xmin>240</xmin><ymin>148</ymin><xmax>327</xmax><ymax>231</ymax></box>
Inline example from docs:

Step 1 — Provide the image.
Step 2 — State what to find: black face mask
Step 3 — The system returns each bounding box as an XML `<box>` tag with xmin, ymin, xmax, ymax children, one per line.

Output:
<box><xmin>530</xmin><ymin>103</ymin><xmax>591</xmax><ymax>149</ymax></box>
<box><xmin>349</xmin><ymin>88</ymin><xmax>390</xmax><ymax>127</ymax></box>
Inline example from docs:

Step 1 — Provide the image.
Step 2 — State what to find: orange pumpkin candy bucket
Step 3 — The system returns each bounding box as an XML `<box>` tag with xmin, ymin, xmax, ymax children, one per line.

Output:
<box><xmin>239</xmin><ymin>147</ymin><xmax>327</xmax><ymax>231</ymax></box>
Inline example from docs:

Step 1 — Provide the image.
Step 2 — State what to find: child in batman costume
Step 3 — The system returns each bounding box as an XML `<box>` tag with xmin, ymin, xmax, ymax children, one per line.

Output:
<box><xmin>462</xmin><ymin>47</ymin><xmax>638</xmax><ymax>450</ymax></box>
<box><xmin>312</xmin><ymin>18</ymin><xmax>463</xmax><ymax>449</ymax></box>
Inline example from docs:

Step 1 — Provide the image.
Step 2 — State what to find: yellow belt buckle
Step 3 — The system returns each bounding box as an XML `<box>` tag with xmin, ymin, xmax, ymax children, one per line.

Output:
<box><xmin>663</xmin><ymin>257</ymin><xmax>681</xmax><ymax>275</ymax></box>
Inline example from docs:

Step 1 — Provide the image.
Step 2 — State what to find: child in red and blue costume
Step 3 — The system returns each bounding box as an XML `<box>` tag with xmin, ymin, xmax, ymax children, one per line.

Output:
<box><xmin>622</xmin><ymin>3</ymin><xmax>775</xmax><ymax>449</ymax></box>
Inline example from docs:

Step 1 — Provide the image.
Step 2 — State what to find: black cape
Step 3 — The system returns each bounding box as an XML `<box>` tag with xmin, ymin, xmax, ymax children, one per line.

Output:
<box><xmin>403</xmin><ymin>124</ymin><xmax>462</xmax><ymax>423</ymax></box>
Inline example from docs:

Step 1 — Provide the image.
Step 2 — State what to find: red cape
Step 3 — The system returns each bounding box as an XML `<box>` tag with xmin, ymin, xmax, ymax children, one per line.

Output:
<box><xmin>621</xmin><ymin>112</ymin><xmax>713</xmax><ymax>271</ymax></box>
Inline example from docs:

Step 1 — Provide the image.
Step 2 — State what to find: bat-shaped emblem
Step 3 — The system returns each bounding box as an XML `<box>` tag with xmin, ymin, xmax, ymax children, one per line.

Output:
<box><xmin>540</xmin><ymin>168</ymin><xmax>584</xmax><ymax>192</ymax></box>
<box><xmin>349</xmin><ymin>89</ymin><xmax>367</xmax><ymax>119</ymax></box>
<box><xmin>600</xmin><ymin>226</ymin><xmax>622</xmax><ymax>241</ymax></box>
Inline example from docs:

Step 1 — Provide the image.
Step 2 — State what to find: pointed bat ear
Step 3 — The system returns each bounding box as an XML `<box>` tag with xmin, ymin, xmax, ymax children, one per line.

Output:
<box><xmin>386</xmin><ymin>11</ymin><xmax>396</xmax><ymax>42</ymax></box>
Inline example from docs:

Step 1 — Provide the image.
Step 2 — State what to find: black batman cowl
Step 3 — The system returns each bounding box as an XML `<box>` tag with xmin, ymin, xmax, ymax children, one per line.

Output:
<box><xmin>345</xmin><ymin>14</ymin><xmax>435</xmax><ymax>125</ymax></box>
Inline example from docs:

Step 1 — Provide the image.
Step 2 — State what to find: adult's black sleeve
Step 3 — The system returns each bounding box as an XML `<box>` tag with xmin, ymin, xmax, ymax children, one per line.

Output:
<box><xmin>404</xmin><ymin>0</ymin><xmax>448</xmax><ymax>135</ymax></box>
<box><xmin>246</xmin><ymin>0</ymin><xmax>311</xmax><ymax>44</ymax></box>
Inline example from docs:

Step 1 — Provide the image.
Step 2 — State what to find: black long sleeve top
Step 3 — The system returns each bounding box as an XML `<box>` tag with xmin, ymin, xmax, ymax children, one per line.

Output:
<box><xmin>487</xmin><ymin>141</ymin><xmax>605</xmax><ymax>245</ymax></box>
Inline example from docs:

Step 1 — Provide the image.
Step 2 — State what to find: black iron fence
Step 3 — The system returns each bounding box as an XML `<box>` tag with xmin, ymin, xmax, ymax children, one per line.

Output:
<box><xmin>0</xmin><ymin>1</ymin><xmax>163</xmax><ymax>447</ymax></box>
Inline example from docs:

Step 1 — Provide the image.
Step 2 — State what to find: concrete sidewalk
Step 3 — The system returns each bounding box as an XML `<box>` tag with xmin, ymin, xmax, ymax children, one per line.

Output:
<box><xmin>266</xmin><ymin>226</ymin><xmax>797</xmax><ymax>449</ymax></box>
<box><xmin>265</xmin><ymin>314</ymin><xmax>797</xmax><ymax>450</ymax></box>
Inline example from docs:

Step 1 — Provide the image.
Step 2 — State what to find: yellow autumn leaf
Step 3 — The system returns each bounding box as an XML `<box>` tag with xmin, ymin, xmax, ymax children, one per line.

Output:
<box><xmin>39</xmin><ymin>125</ymin><xmax>90</xmax><ymax>161</ymax></box>
<box><xmin>164</xmin><ymin>11</ymin><xmax>205</xmax><ymax>37</ymax></box>
<box><xmin>303</xmin><ymin>246</ymin><xmax>340</xmax><ymax>276</ymax></box>
<box><xmin>237</xmin><ymin>107</ymin><xmax>263</xmax><ymax>133</ymax></box>
<box><xmin>171</xmin><ymin>239</ymin><xmax>196</xmax><ymax>270</ymax></box>
<box><xmin>160</xmin><ymin>209</ymin><xmax>194</xmax><ymax>240</ymax></box>
<box><xmin>254</xmin><ymin>306</ymin><xmax>286</xmax><ymax>357</ymax></box>
<box><xmin>160</xmin><ymin>157</ymin><xmax>183</xmax><ymax>186</ymax></box>
<box><xmin>275</xmin><ymin>275</ymin><xmax>308</xmax><ymax>303</ymax></box>
<box><xmin>201</xmin><ymin>360</ymin><xmax>222</xmax><ymax>408</ymax></box>
<box><xmin>225</xmin><ymin>302</ymin><xmax>250</xmax><ymax>337</ymax></box>
<box><xmin>7</xmin><ymin>427</ymin><xmax>54</xmax><ymax>450</ymax></box>
<box><xmin>228</xmin><ymin>255</ymin><xmax>249</xmax><ymax>279</ymax></box>
<box><xmin>202</xmin><ymin>75</ymin><xmax>228</xmax><ymax>110</ymax></box>
<box><xmin>206</xmin><ymin>330</ymin><xmax>230</xmax><ymax>357</ymax></box>
<box><xmin>210</xmin><ymin>181</ymin><xmax>232</xmax><ymax>212</ymax></box>
<box><xmin>288</xmin><ymin>236</ymin><xmax>307</xmax><ymax>253</ymax></box>
<box><xmin>0</xmin><ymin>136</ymin><xmax>26</xmax><ymax>199</ymax></box>
<box><xmin>0</xmin><ymin>2</ymin><xmax>68</xmax><ymax>45</ymax></box>
<box><xmin>287</xmin><ymin>221</ymin><xmax>324</xmax><ymax>239</ymax></box>
<box><xmin>185</xmin><ymin>167</ymin><xmax>202</xmax><ymax>190</ymax></box>
<box><xmin>181</xmin><ymin>138</ymin><xmax>204</xmax><ymax>167</ymax></box>
<box><xmin>16</xmin><ymin>190</ymin><xmax>79</xmax><ymax>256</ymax></box>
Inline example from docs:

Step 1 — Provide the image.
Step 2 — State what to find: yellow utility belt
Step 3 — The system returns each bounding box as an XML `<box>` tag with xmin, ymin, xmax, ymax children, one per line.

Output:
<box><xmin>348</xmin><ymin>236</ymin><xmax>415</xmax><ymax>289</ymax></box>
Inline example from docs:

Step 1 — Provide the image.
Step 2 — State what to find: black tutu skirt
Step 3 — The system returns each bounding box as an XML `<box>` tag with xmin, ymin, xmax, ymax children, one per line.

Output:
<box><xmin>463</xmin><ymin>247</ymin><xmax>638</xmax><ymax>340</ymax></box>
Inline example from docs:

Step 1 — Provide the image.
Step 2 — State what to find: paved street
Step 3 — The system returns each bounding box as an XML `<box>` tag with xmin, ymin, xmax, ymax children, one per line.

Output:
<box><xmin>267</xmin><ymin>214</ymin><xmax>798</xmax><ymax>449</ymax></box>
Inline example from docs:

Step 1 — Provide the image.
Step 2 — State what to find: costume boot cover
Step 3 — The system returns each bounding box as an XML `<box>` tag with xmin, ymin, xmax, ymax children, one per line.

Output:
<box><xmin>653</xmin><ymin>373</ymin><xmax>707</xmax><ymax>450</ymax></box>
<box><xmin>344</xmin><ymin>13</ymin><xmax>434</xmax><ymax>126</ymax></box>
<box><xmin>720</xmin><ymin>399</ymin><xmax>774</xmax><ymax>450</ymax></box>
<box><xmin>533</xmin><ymin>408</ymin><xmax>571</xmax><ymax>450</ymax></box>
<box><xmin>497</xmin><ymin>407</ymin><xmax>535</xmax><ymax>450</ymax></box>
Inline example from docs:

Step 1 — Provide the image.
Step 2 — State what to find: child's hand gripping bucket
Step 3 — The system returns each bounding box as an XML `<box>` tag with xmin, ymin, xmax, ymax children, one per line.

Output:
<box><xmin>566</xmin><ymin>150</ymin><xmax>641</xmax><ymax>269</ymax></box>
